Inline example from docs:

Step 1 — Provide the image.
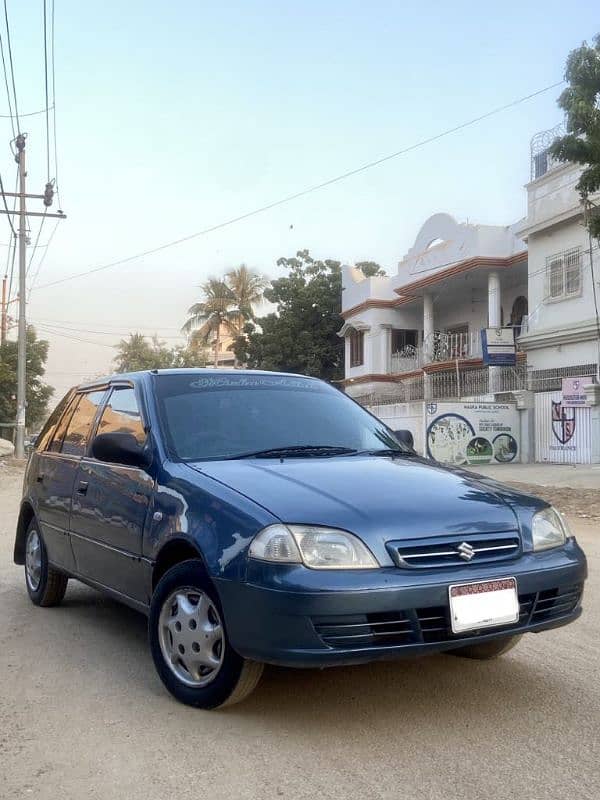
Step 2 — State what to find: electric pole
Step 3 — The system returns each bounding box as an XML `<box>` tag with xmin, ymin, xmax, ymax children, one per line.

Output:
<box><xmin>1</xmin><ymin>273</ymin><xmax>7</xmax><ymax>345</ymax></box>
<box><xmin>15</xmin><ymin>133</ymin><xmax>27</xmax><ymax>459</ymax></box>
<box><xmin>0</xmin><ymin>133</ymin><xmax>66</xmax><ymax>458</ymax></box>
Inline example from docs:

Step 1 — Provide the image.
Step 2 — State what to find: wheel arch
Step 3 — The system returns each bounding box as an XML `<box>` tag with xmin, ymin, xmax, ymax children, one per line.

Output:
<box><xmin>14</xmin><ymin>501</ymin><xmax>36</xmax><ymax>565</ymax></box>
<box><xmin>152</xmin><ymin>537</ymin><xmax>210</xmax><ymax>591</ymax></box>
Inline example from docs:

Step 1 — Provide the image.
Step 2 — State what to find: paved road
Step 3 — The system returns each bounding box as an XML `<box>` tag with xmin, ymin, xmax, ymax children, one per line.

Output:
<box><xmin>1</xmin><ymin>466</ymin><xmax>598</xmax><ymax>800</ymax></box>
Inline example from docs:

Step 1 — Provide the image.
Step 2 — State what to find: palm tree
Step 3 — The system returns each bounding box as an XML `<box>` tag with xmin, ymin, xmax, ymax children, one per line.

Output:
<box><xmin>225</xmin><ymin>264</ymin><xmax>268</xmax><ymax>328</ymax></box>
<box><xmin>182</xmin><ymin>279</ymin><xmax>241</xmax><ymax>367</ymax></box>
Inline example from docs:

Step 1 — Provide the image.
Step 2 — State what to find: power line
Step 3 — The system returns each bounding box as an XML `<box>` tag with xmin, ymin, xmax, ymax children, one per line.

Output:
<box><xmin>2</xmin><ymin>0</ymin><xmax>20</xmax><ymax>132</ymax></box>
<box><xmin>34</xmin><ymin>80</ymin><xmax>565</xmax><ymax>292</ymax></box>
<box><xmin>0</xmin><ymin>28</ymin><xmax>14</xmax><ymax>137</ymax></box>
<box><xmin>0</xmin><ymin>169</ymin><xmax>16</xmax><ymax>236</ymax></box>
<box><xmin>0</xmin><ymin>104</ymin><xmax>53</xmax><ymax>119</ymax></box>
<box><xmin>26</xmin><ymin>210</ymin><xmax>47</xmax><ymax>277</ymax></box>
<box><xmin>28</xmin><ymin>218</ymin><xmax>59</xmax><ymax>296</ymax></box>
<box><xmin>50</xmin><ymin>0</ymin><xmax>59</xmax><ymax>205</ymax></box>
<box><xmin>42</xmin><ymin>0</ymin><xmax>50</xmax><ymax>182</ymax></box>
<box><xmin>35</xmin><ymin>323</ymin><xmax>117</xmax><ymax>349</ymax></box>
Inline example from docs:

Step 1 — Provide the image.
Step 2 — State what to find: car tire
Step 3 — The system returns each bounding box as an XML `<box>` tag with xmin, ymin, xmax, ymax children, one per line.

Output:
<box><xmin>447</xmin><ymin>634</ymin><xmax>522</xmax><ymax>660</ymax></box>
<box><xmin>148</xmin><ymin>559</ymin><xmax>263</xmax><ymax>709</ymax></box>
<box><xmin>24</xmin><ymin>520</ymin><xmax>68</xmax><ymax>607</ymax></box>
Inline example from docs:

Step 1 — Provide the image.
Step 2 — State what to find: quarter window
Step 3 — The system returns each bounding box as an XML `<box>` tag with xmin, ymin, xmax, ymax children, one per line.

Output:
<box><xmin>37</xmin><ymin>391</ymin><xmax>74</xmax><ymax>452</ymax></box>
<box><xmin>61</xmin><ymin>391</ymin><xmax>106</xmax><ymax>457</ymax></box>
<box><xmin>546</xmin><ymin>247</ymin><xmax>582</xmax><ymax>301</ymax></box>
<box><xmin>349</xmin><ymin>330</ymin><xmax>364</xmax><ymax>367</ymax></box>
<box><xmin>96</xmin><ymin>387</ymin><xmax>145</xmax><ymax>445</ymax></box>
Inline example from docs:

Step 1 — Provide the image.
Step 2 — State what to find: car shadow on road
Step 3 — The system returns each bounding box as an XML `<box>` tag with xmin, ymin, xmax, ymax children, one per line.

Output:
<box><xmin>37</xmin><ymin>581</ymin><xmax>577</xmax><ymax>731</ymax></box>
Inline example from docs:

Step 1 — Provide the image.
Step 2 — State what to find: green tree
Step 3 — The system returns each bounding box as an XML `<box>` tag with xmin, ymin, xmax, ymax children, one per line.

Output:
<box><xmin>225</xmin><ymin>264</ymin><xmax>268</xmax><ymax>322</ymax></box>
<box><xmin>550</xmin><ymin>35</ymin><xmax>600</xmax><ymax>238</ymax></box>
<box><xmin>0</xmin><ymin>326</ymin><xmax>53</xmax><ymax>431</ymax></box>
<box><xmin>113</xmin><ymin>333</ymin><xmax>176</xmax><ymax>373</ymax></box>
<box><xmin>235</xmin><ymin>249</ymin><xmax>343</xmax><ymax>381</ymax></box>
<box><xmin>355</xmin><ymin>261</ymin><xmax>386</xmax><ymax>277</ymax></box>
<box><xmin>182</xmin><ymin>279</ymin><xmax>241</xmax><ymax>367</ymax></box>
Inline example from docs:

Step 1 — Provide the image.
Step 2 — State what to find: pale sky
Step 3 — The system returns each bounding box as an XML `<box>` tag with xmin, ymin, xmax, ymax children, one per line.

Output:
<box><xmin>1</xmin><ymin>1</ymin><xmax>598</xmax><ymax>404</ymax></box>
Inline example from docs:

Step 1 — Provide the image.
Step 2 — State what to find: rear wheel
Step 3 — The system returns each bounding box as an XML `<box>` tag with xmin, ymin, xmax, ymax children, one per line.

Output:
<box><xmin>24</xmin><ymin>521</ymin><xmax>68</xmax><ymax>606</ymax></box>
<box><xmin>447</xmin><ymin>634</ymin><xmax>522</xmax><ymax>660</ymax></box>
<box><xmin>148</xmin><ymin>560</ymin><xmax>263</xmax><ymax>709</ymax></box>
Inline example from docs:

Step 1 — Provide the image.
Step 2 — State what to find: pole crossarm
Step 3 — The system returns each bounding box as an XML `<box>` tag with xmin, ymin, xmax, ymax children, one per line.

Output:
<box><xmin>0</xmin><ymin>209</ymin><xmax>66</xmax><ymax>219</ymax></box>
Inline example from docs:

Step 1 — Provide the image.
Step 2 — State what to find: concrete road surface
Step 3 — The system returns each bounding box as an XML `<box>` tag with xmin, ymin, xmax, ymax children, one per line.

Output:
<box><xmin>1</xmin><ymin>466</ymin><xmax>598</xmax><ymax>800</ymax></box>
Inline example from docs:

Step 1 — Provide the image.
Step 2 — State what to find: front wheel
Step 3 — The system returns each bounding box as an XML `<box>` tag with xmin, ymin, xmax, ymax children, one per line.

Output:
<box><xmin>447</xmin><ymin>634</ymin><xmax>522</xmax><ymax>660</ymax></box>
<box><xmin>148</xmin><ymin>560</ymin><xmax>263</xmax><ymax>709</ymax></box>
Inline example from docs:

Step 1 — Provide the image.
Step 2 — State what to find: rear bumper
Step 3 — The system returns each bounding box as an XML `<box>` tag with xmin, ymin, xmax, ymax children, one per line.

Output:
<box><xmin>215</xmin><ymin>538</ymin><xmax>587</xmax><ymax>667</ymax></box>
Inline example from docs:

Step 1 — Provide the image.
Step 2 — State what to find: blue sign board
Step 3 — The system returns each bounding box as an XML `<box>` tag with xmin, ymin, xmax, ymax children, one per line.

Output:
<box><xmin>481</xmin><ymin>328</ymin><xmax>516</xmax><ymax>366</ymax></box>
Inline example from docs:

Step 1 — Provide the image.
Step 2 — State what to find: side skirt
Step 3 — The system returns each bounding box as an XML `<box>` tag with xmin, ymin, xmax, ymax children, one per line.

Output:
<box><xmin>50</xmin><ymin>562</ymin><xmax>150</xmax><ymax>616</ymax></box>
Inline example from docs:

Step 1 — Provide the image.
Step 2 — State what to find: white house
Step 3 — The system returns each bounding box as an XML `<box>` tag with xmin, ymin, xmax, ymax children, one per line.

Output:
<box><xmin>518</xmin><ymin>122</ymin><xmax>599</xmax><ymax>376</ymax></box>
<box><xmin>516</xmin><ymin>123</ymin><xmax>600</xmax><ymax>463</ymax></box>
<box><xmin>339</xmin><ymin>213</ymin><xmax>528</xmax><ymax>399</ymax></box>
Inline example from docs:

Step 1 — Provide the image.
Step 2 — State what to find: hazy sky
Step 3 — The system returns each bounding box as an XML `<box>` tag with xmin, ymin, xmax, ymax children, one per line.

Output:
<box><xmin>1</xmin><ymin>1</ymin><xmax>598</xmax><ymax>404</ymax></box>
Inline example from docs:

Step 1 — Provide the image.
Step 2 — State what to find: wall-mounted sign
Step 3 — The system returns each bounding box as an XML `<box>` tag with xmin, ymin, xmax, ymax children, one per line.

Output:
<box><xmin>561</xmin><ymin>376</ymin><xmax>592</xmax><ymax>407</ymax></box>
<box><xmin>481</xmin><ymin>328</ymin><xmax>516</xmax><ymax>366</ymax></box>
<box><xmin>425</xmin><ymin>401</ymin><xmax>519</xmax><ymax>466</ymax></box>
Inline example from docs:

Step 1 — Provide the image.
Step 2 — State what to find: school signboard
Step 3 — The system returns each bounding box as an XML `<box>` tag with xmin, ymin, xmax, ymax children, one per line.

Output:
<box><xmin>425</xmin><ymin>401</ymin><xmax>520</xmax><ymax>466</ymax></box>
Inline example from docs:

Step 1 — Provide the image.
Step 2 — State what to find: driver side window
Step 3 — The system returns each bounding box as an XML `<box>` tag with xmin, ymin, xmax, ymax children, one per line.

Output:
<box><xmin>96</xmin><ymin>387</ymin><xmax>145</xmax><ymax>445</ymax></box>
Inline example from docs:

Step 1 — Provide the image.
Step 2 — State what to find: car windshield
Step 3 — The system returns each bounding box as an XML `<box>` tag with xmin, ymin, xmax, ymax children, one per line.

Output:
<box><xmin>154</xmin><ymin>373</ymin><xmax>408</xmax><ymax>461</ymax></box>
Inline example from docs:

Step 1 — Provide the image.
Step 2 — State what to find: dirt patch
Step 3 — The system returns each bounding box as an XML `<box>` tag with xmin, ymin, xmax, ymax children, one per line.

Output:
<box><xmin>506</xmin><ymin>481</ymin><xmax>600</xmax><ymax>522</ymax></box>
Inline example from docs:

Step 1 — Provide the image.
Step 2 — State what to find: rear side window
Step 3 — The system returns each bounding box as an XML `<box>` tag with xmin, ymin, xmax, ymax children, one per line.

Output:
<box><xmin>60</xmin><ymin>390</ymin><xmax>107</xmax><ymax>457</ymax></box>
<box><xmin>48</xmin><ymin>395</ymin><xmax>80</xmax><ymax>453</ymax></box>
<box><xmin>36</xmin><ymin>391</ymin><xmax>74</xmax><ymax>452</ymax></box>
<box><xmin>96</xmin><ymin>387</ymin><xmax>145</xmax><ymax>445</ymax></box>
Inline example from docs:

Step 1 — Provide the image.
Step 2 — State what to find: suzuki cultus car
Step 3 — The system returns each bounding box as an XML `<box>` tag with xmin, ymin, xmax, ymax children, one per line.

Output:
<box><xmin>15</xmin><ymin>370</ymin><xmax>587</xmax><ymax>708</ymax></box>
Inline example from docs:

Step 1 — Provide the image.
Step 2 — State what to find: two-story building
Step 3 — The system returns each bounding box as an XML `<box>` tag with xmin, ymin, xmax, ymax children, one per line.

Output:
<box><xmin>339</xmin><ymin>212</ymin><xmax>528</xmax><ymax>400</ymax></box>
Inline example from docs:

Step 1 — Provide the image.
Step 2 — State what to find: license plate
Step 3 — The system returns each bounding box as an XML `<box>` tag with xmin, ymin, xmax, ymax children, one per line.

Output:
<box><xmin>449</xmin><ymin>577</ymin><xmax>519</xmax><ymax>634</ymax></box>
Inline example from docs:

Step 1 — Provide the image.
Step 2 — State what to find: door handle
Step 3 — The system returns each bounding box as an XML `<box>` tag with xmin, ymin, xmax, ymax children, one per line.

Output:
<box><xmin>76</xmin><ymin>480</ymin><xmax>89</xmax><ymax>495</ymax></box>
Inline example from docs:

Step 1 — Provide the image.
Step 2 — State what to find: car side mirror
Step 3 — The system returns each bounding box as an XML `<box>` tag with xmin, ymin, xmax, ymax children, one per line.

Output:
<box><xmin>394</xmin><ymin>429</ymin><xmax>414</xmax><ymax>450</ymax></box>
<box><xmin>91</xmin><ymin>431</ymin><xmax>151</xmax><ymax>469</ymax></box>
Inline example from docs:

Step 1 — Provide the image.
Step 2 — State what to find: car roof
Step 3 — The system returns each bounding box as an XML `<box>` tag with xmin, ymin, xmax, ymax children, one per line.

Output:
<box><xmin>75</xmin><ymin>368</ymin><xmax>318</xmax><ymax>392</ymax></box>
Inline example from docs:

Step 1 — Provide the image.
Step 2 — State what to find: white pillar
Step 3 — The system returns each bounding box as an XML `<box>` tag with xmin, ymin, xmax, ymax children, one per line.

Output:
<box><xmin>379</xmin><ymin>324</ymin><xmax>392</xmax><ymax>374</ymax></box>
<box><xmin>488</xmin><ymin>271</ymin><xmax>502</xmax><ymax>394</ymax></box>
<box><xmin>423</xmin><ymin>292</ymin><xmax>434</xmax><ymax>364</ymax></box>
<box><xmin>488</xmin><ymin>271</ymin><xmax>501</xmax><ymax>327</ymax></box>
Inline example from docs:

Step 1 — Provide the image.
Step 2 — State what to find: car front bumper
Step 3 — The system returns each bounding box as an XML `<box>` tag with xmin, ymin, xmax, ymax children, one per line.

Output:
<box><xmin>214</xmin><ymin>538</ymin><xmax>587</xmax><ymax>668</ymax></box>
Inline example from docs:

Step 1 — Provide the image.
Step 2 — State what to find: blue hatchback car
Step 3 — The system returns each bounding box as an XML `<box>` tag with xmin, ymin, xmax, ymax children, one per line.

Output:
<box><xmin>14</xmin><ymin>369</ymin><xmax>587</xmax><ymax>708</ymax></box>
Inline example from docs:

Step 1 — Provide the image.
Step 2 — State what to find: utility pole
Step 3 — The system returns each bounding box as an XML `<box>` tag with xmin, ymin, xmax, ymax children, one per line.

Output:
<box><xmin>0</xmin><ymin>133</ymin><xmax>66</xmax><ymax>458</ymax></box>
<box><xmin>15</xmin><ymin>133</ymin><xmax>27</xmax><ymax>459</ymax></box>
<box><xmin>1</xmin><ymin>274</ymin><xmax>7</xmax><ymax>345</ymax></box>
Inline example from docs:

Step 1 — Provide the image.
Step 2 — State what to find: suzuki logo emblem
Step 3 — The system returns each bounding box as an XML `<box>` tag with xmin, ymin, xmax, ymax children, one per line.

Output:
<box><xmin>457</xmin><ymin>542</ymin><xmax>475</xmax><ymax>561</ymax></box>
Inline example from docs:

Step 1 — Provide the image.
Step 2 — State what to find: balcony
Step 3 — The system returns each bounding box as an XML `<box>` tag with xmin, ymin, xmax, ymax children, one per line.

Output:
<box><xmin>390</xmin><ymin>330</ymin><xmax>482</xmax><ymax>374</ymax></box>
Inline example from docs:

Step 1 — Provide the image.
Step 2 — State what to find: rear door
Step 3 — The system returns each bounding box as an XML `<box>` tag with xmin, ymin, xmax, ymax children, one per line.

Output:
<box><xmin>33</xmin><ymin>389</ymin><xmax>107</xmax><ymax>571</ymax></box>
<box><xmin>69</xmin><ymin>384</ymin><xmax>153</xmax><ymax>602</ymax></box>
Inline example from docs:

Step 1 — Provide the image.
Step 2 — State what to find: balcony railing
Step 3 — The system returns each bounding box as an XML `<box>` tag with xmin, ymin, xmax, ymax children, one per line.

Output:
<box><xmin>530</xmin><ymin>122</ymin><xmax>566</xmax><ymax>180</ymax></box>
<box><xmin>390</xmin><ymin>331</ymin><xmax>482</xmax><ymax>374</ymax></box>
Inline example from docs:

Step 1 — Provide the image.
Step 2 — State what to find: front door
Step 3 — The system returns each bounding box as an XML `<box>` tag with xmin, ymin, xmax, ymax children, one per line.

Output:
<box><xmin>69</xmin><ymin>385</ymin><xmax>153</xmax><ymax>602</ymax></box>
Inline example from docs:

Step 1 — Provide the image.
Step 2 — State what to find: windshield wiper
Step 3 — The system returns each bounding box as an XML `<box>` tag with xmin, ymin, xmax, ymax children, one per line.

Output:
<box><xmin>228</xmin><ymin>445</ymin><xmax>359</xmax><ymax>460</ymax></box>
<box><xmin>359</xmin><ymin>448</ymin><xmax>418</xmax><ymax>457</ymax></box>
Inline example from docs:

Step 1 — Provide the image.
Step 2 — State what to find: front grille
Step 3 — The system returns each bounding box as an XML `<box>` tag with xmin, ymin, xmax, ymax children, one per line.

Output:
<box><xmin>312</xmin><ymin>584</ymin><xmax>582</xmax><ymax>649</ymax></box>
<box><xmin>387</xmin><ymin>532</ymin><xmax>521</xmax><ymax>569</ymax></box>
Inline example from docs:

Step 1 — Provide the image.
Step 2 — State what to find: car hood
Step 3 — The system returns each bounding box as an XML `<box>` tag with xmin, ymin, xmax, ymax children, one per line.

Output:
<box><xmin>192</xmin><ymin>455</ymin><xmax>526</xmax><ymax>543</ymax></box>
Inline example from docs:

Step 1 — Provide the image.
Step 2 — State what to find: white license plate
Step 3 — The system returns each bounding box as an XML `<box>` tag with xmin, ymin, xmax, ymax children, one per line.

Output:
<box><xmin>449</xmin><ymin>577</ymin><xmax>519</xmax><ymax>634</ymax></box>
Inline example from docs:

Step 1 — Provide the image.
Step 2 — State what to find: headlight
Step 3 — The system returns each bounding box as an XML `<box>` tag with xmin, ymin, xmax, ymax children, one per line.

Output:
<box><xmin>249</xmin><ymin>524</ymin><xmax>379</xmax><ymax>569</ymax></box>
<box><xmin>532</xmin><ymin>507</ymin><xmax>569</xmax><ymax>551</ymax></box>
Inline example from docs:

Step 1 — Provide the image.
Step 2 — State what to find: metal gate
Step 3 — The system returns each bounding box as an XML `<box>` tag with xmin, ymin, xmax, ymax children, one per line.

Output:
<box><xmin>535</xmin><ymin>391</ymin><xmax>592</xmax><ymax>464</ymax></box>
